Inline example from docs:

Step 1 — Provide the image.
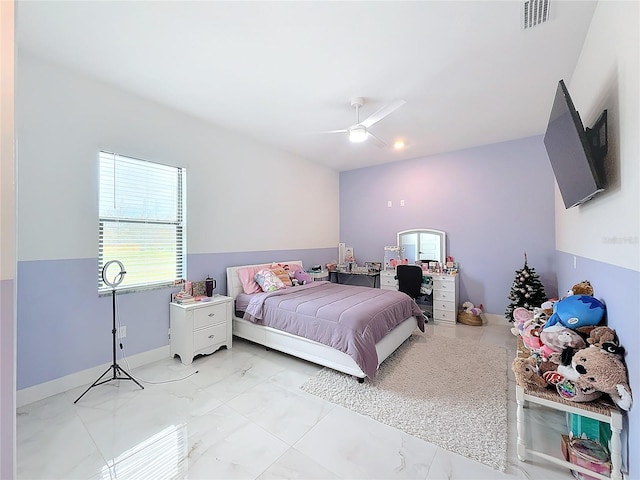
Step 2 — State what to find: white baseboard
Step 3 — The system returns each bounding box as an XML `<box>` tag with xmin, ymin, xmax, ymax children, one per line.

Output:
<box><xmin>16</xmin><ymin>346</ymin><xmax>170</xmax><ymax>408</ymax></box>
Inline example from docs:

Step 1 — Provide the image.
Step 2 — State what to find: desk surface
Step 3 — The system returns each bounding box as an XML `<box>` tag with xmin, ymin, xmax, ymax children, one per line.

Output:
<box><xmin>331</xmin><ymin>271</ymin><xmax>380</xmax><ymax>276</ymax></box>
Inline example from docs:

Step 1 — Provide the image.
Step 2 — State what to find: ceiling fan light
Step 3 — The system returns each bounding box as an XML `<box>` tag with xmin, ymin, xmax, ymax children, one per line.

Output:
<box><xmin>349</xmin><ymin>125</ymin><xmax>367</xmax><ymax>143</ymax></box>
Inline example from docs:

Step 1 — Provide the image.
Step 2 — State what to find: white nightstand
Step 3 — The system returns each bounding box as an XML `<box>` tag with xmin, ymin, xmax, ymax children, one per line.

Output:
<box><xmin>379</xmin><ymin>270</ymin><xmax>398</xmax><ymax>290</ymax></box>
<box><xmin>169</xmin><ymin>295</ymin><xmax>233</xmax><ymax>365</ymax></box>
<box><xmin>308</xmin><ymin>269</ymin><xmax>329</xmax><ymax>281</ymax></box>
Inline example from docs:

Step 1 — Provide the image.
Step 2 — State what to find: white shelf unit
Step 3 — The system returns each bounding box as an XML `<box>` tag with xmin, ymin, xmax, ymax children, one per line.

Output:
<box><xmin>516</xmin><ymin>384</ymin><xmax>624</xmax><ymax>480</ymax></box>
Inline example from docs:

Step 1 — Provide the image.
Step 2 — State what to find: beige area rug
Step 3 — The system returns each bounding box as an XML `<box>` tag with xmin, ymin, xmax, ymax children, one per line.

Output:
<box><xmin>300</xmin><ymin>333</ymin><xmax>508</xmax><ymax>471</ymax></box>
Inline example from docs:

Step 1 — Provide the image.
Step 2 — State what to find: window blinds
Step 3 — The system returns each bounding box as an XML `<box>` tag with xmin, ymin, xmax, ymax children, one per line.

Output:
<box><xmin>98</xmin><ymin>152</ymin><xmax>185</xmax><ymax>292</ymax></box>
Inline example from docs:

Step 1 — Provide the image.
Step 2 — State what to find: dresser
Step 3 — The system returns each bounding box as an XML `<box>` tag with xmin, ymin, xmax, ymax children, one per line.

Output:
<box><xmin>431</xmin><ymin>274</ymin><xmax>459</xmax><ymax>325</ymax></box>
<box><xmin>380</xmin><ymin>270</ymin><xmax>459</xmax><ymax>325</ymax></box>
<box><xmin>169</xmin><ymin>295</ymin><xmax>233</xmax><ymax>365</ymax></box>
<box><xmin>380</xmin><ymin>270</ymin><xmax>398</xmax><ymax>290</ymax></box>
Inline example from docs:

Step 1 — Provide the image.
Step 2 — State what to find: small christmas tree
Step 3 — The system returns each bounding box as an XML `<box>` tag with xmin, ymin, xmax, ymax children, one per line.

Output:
<box><xmin>505</xmin><ymin>253</ymin><xmax>547</xmax><ymax>322</ymax></box>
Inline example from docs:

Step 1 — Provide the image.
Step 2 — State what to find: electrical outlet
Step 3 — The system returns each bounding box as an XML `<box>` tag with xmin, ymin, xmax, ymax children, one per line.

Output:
<box><xmin>400</xmin><ymin>199</ymin><xmax>405</xmax><ymax>207</ymax></box>
<box><xmin>119</xmin><ymin>326</ymin><xmax>127</xmax><ymax>338</ymax></box>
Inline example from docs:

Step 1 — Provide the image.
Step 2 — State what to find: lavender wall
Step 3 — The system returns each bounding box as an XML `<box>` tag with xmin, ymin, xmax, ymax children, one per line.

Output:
<box><xmin>339</xmin><ymin>135</ymin><xmax>557</xmax><ymax>316</ymax></box>
<box><xmin>556</xmin><ymin>251</ymin><xmax>638</xmax><ymax>469</ymax></box>
<box><xmin>16</xmin><ymin>247</ymin><xmax>335</xmax><ymax>389</ymax></box>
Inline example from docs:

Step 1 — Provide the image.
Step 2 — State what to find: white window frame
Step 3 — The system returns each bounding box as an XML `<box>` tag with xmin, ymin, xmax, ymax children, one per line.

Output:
<box><xmin>98</xmin><ymin>151</ymin><xmax>186</xmax><ymax>294</ymax></box>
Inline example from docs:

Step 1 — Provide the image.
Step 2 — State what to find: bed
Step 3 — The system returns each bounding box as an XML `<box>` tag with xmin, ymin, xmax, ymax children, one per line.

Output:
<box><xmin>226</xmin><ymin>260</ymin><xmax>425</xmax><ymax>380</ymax></box>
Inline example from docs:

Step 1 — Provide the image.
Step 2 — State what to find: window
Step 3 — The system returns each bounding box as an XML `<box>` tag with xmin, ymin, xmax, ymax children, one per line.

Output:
<box><xmin>99</xmin><ymin>152</ymin><xmax>185</xmax><ymax>293</ymax></box>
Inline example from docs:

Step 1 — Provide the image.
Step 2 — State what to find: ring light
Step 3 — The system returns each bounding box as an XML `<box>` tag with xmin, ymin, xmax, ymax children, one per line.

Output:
<box><xmin>102</xmin><ymin>260</ymin><xmax>126</xmax><ymax>288</ymax></box>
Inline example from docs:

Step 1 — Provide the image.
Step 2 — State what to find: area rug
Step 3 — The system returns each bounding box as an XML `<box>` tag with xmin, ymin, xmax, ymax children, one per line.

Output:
<box><xmin>300</xmin><ymin>333</ymin><xmax>508</xmax><ymax>471</ymax></box>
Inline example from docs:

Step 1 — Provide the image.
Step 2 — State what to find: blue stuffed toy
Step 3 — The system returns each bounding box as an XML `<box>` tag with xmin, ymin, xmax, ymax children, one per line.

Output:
<box><xmin>543</xmin><ymin>295</ymin><xmax>605</xmax><ymax>330</ymax></box>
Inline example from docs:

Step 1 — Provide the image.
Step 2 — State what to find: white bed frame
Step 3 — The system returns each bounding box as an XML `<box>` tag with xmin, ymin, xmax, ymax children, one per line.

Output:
<box><xmin>226</xmin><ymin>260</ymin><xmax>419</xmax><ymax>380</ymax></box>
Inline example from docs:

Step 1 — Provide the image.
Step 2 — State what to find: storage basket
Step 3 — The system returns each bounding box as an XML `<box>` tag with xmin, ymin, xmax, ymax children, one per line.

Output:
<box><xmin>457</xmin><ymin>311</ymin><xmax>482</xmax><ymax>326</ymax></box>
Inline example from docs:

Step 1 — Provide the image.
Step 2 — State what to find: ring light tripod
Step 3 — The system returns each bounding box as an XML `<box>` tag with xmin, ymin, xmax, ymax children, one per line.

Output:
<box><xmin>74</xmin><ymin>260</ymin><xmax>144</xmax><ymax>403</ymax></box>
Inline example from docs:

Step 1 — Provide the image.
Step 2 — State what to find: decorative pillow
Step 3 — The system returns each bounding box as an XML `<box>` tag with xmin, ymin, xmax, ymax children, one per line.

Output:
<box><xmin>270</xmin><ymin>266</ymin><xmax>293</xmax><ymax>287</ymax></box>
<box><xmin>255</xmin><ymin>269</ymin><xmax>286</xmax><ymax>292</ymax></box>
<box><xmin>237</xmin><ymin>265</ymin><xmax>270</xmax><ymax>294</ymax></box>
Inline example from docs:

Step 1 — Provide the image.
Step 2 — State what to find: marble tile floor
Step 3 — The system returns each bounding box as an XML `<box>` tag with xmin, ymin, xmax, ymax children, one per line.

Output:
<box><xmin>17</xmin><ymin>320</ymin><xmax>576</xmax><ymax>480</ymax></box>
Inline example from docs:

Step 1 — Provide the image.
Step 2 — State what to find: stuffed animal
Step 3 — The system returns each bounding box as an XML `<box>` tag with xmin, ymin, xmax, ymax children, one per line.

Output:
<box><xmin>512</xmin><ymin>357</ymin><xmax>547</xmax><ymax>390</ymax></box>
<box><xmin>462</xmin><ymin>301</ymin><xmax>483</xmax><ymax>316</ymax></box>
<box><xmin>557</xmin><ymin>346</ymin><xmax>633</xmax><ymax>411</ymax></box>
<box><xmin>539</xmin><ymin>324</ymin><xmax>586</xmax><ymax>360</ymax></box>
<box><xmin>567</xmin><ymin>280</ymin><xmax>594</xmax><ymax>297</ymax></box>
<box><xmin>587</xmin><ymin>326</ymin><xmax>618</xmax><ymax>348</ymax></box>
<box><xmin>294</xmin><ymin>270</ymin><xmax>313</xmax><ymax>285</ymax></box>
<box><xmin>543</xmin><ymin>295</ymin><xmax>605</xmax><ymax>330</ymax></box>
<box><xmin>513</xmin><ymin>307</ymin><xmax>545</xmax><ymax>352</ymax></box>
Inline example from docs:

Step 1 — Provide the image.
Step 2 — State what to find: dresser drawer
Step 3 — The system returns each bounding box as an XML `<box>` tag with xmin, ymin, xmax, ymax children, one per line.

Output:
<box><xmin>433</xmin><ymin>308</ymin><xmax>456</xmax><ymax>323</ymax></box>
<box><xmin>193</xmin><ymin>303</ymin><xmax>227</xmax><ymax>329</ymax></box>
<box><xmin>380</xmin><ymin>275</ymin><xmax>398</xmax><ymax>287</ymax></box>
<box><xmin>434</xmin><ymin>289</ymin><xmax>456</xmax><ymax>302</ymax></box>
<box><xmin>433</xmin><ymin>279</ymin><xmax>455</xmax><ymax>292</ymax></box>
<box><xmin>193</xmin><ymin>322</ymin><xmax>228</xmax><ymax>352</ymax></box>
<box><xmin>433</xmin><ymin>299</ymin><xmax>455</xmax><ymax>312</ymax></box>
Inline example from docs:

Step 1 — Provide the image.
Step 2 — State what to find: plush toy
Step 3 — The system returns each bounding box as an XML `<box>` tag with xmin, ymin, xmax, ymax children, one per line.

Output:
<box><xmin>539</xmin><ymin>324</ymin><xmax>586</xmax><ymax>360</ymax></box>
<box><xmin>462</xmin><ymin>301</ymin><xmax>483</xmax><ymax>316</ymax></box>
<box><xmin>557</xmin><ymin>346</ymin><xmax>633</xmax><ymax>411</ymax></box>
<box><xmin>543</xmin><ymin>295</ymin><xmax>605</xmax><ymax>330</ymax></box>
<box><xmin>586</xmin><ymin>326</ymin><xmax>619</xmax><ymax>349</ymax></box>
<box><xmin>294</xmin><ymin>270</ymin><xmax>313</xmax><ymax>285</ymax></box>
<box><xmin>512</xmin><ymin>357</ymin><xmax>547</xmax><ymax>390</ymax></box>
<box><xmin>513</xmin><ymin>307</ymin><xmax>545</xmax><ymax>351</ymax></box>
<box><xmin>567</xmin><ymin>280</ymin><xmax>594</xmax><ymax>297</ymax></box>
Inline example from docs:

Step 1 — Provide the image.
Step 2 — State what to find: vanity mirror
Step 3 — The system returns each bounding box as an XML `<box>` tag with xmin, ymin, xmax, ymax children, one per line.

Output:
<box><xmin>397</xmin><ymin>229</ymin><xmax>446</xmax><ymax>265</ymax></box>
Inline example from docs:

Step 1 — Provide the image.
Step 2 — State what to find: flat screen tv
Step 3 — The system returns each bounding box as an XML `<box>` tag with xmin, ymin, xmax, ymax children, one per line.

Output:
<box><xmin>543</xmin><ymin>80</ymin><xmax>607</xmax><ymax>209</ymax></box>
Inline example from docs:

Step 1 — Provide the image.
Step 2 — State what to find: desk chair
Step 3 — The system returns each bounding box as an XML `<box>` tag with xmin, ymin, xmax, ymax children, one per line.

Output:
<box><xmin>396</xmin><ymin>265</ymin><xmax>430</xmax><ymax>321</ymax></box>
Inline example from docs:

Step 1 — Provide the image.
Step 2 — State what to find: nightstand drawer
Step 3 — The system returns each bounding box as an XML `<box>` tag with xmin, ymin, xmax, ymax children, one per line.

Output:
<box><xmin>193</xmin><ymin>303</ymin><xmax>227</xmax><ymax>329</ymax></box>
<box><xmin>193</xmin><ymin>323</ymin><xmax>227</xmax><ymax>352</ymax></box>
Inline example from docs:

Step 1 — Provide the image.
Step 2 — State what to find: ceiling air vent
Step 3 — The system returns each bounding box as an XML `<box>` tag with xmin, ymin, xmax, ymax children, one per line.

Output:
<box><xmin>523</xmin><ymin>0</ymin><xmax>550</xmax><ymax>29</ymax></box>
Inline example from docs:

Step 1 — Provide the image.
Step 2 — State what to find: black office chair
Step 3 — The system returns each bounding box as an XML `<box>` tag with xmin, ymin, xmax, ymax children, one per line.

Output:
<box><xmin>396</xmin><ymin>265</ymin><xmax>429</xmax><ymax>320</ymax></box>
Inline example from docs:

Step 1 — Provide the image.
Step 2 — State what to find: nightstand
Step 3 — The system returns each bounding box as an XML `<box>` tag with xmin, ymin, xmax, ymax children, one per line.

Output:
<box><xmin>169</xmin><ymin>295</ymin><xmax>233</xmax><ymax>365</ymax></box>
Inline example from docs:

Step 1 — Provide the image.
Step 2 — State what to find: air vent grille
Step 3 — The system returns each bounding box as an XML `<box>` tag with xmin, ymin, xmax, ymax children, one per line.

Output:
<box><xmin>523</xmin><ymin>0</ymin><xmax>550</xmax><ymax>29</ymax></box>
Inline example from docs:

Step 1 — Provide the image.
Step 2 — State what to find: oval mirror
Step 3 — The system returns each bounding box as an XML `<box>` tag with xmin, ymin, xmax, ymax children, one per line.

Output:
<box><xmin>397</xmin><ymin>229</ymin><xmax>446</xmax><ymax>265</ymax></box>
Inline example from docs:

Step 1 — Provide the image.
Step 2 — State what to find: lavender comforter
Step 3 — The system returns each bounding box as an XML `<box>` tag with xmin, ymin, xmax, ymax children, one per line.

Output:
<box><xmin>243</xmin><ymin>281</ymin><xmax>424</xmax><ymax>378</ymax></box>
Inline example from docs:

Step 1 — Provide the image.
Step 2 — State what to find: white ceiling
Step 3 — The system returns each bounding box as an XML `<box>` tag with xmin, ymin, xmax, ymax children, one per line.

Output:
<box><xmin>16</xmin><ymin>0</ymin><xmax>598</xmax><ymax>171</ymax></box>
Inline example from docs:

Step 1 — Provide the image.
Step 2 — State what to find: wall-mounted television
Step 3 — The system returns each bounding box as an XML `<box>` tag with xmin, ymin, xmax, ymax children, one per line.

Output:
<box><xmin>543</xmin><ymin>79</ymin><xmax>607</xmax><ymax>209</ymax></box>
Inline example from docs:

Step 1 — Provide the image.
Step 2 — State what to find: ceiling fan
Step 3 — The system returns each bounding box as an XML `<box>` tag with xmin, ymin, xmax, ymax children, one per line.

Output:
<box><xmin>318</xmin><ymin>97</ymin><xmax>406</xmax><ymax>147</ymax></box>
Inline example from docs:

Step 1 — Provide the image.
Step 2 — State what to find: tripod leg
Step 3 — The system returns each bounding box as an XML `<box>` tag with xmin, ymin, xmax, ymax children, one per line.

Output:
<box><xmin>114</xmin><ymin>364</ymin><xmax>144</xmax><ymax>390</ymax></box>
<box><xmin>74</xmin><ymin>366</ymin><xmax>113</xmax><ymax>404</ymax></box>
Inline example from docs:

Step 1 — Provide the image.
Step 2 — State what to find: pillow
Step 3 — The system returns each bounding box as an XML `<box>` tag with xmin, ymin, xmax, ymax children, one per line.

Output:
<box><xmin>270</xmin><ymin>265</ymin><xmax>293</xmax><ymax>287</ymax></box>
<box><xmin>254</xmin><ymin>269</ymin><xmax>286</xmax><ymax>292</ymax></box>
<box><xmin>237</xmin><ymin>264</ymin><xmax>270</xmax><ymax>294</ymax></box>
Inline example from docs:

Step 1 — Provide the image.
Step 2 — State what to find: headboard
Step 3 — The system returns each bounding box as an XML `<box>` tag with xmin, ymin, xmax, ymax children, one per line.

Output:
<box><xmin>226</xmin><ymin>260</ymin><xmax>304</xmax><ymax>301</ymax></box>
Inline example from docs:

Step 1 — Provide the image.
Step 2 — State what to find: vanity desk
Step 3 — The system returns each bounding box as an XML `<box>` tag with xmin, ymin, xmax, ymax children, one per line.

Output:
<box><xmin>384</xmin><ymin>228</ymin><xmax>459</xmax><ymax>324</ymax></box>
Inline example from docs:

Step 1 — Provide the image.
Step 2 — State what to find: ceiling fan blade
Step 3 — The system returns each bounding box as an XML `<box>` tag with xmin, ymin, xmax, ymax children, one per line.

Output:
<box><xmin>367</xmin><ymin>131</ymin><xmax>387</xmax><ymax>148</ymax></box>
<box><xmin>361</xmin><ymin>99</ymin><xmax>406</xmax><ymax>128</ymax></box>
<box><xmin>307</xmin><ymin>129</ymin><xmax>348</xmax><ymax>135</ymax></box>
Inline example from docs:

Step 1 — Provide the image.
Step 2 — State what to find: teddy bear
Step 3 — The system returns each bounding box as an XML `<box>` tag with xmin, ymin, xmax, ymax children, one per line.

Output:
<box><xmin>586</xmin><ymin>326</ymin><xmax>618</xmax><ymax>349</ymax></box>
<box><xmin>512</xmin><ymin>357</ymin><xmax>548</xmax><ymax>390</ymax></box>
<box><xmin>567</xmin><ymin>280</ymin><xmax>594</xmax><ymax>297</ymax></box>
<box><xmin>512</xmin><ymin>307</ymin><xmax>546</xmax><ymax>352</ymax></box>
<box><xmin>294</xmin><ymin>269</ymin><xmax>313</xmax><ymax>285</ymax></box>
<box><xmin>557</xmin><ymin>345</ymin><xmax>633</xmax><ymax>411</ymax></box>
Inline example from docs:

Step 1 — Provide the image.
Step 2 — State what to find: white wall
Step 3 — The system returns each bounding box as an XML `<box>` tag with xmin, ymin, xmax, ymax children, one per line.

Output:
<box><xmin>16</xmin><ymin>54</ymin><xmax>339</xmax><ymax>263</ymax></box>
<box><xmin>556</xmin><ymin>0</ymin><xmax>639</xmax><ymax>272</ymax></box>
<box><xmin>0</xmin><ymin>0</ymin><xmax>16</xmax><ymax>477</ymax></box>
